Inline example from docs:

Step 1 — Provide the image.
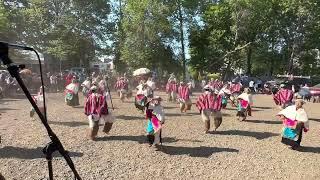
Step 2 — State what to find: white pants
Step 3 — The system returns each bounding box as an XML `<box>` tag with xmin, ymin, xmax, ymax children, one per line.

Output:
<box><xmin>88</xmin><ymin>111</ymin><xmax>115</xmax><ymax>128</ymax></box>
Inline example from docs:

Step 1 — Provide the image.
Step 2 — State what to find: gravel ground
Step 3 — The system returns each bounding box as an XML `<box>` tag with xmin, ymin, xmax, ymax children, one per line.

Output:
<box><xmin>1</xmin><ymin>92</ymin><xmax>320</xmax><ymax>180</ymax></box>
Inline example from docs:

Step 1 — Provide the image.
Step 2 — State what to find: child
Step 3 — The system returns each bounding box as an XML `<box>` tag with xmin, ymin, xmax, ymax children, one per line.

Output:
<box><xmin>236</xmin><ymin>88</ymin><xmax>253</xmax><ymax>121</ymax></box>
<box><xmin>145</xmin><ymin>96</ymin><xmax>165</xmax><ymax>148</ymax></box>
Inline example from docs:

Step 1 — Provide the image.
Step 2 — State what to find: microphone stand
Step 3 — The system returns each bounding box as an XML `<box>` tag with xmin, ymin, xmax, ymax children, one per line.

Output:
<box><xmin>0</xmin><ymin>42</ymin><xmax>81</xmax><ymax>180</ymax></box>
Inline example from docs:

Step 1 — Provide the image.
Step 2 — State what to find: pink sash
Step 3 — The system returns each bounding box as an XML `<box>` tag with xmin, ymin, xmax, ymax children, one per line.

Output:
<box><xmin>151</xmin><ymin>115</ymin><xmax>161</xmax><ymax>133</ymax></box>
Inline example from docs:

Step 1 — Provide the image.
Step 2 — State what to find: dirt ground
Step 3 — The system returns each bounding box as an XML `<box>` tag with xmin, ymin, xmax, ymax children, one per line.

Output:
<box><xmin>1</xmin><ymin>92</ymin><xmax>320</xmax><ymax>180</ymax></box>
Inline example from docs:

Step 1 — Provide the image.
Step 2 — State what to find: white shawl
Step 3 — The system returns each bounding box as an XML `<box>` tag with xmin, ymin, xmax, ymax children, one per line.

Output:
<box><xmin>66</xmin><ymin>83</ymin><xmax>79</xmax><ymax>94</ymax></box>
<box><xmin>278</xmin><ymin>105</ymin><xmax>309</xmax><ymax>129</ymax></box>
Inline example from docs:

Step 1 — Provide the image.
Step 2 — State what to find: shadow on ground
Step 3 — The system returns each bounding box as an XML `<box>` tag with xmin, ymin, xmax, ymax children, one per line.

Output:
<box><xmin>48</xmin><ymin>121</ymin><xmax>87</xmax><ymax>127</ymax></box>
<box><xmin>245</xmin><ymin>119</ymin><xmax>282</xmax><ymax>125</ymax></box>
<box><xmin>309</xmin><ymin>118</ymin><xmax>320</xmax><ymax>123</ymax></box>
<box><xmin>0</xmin><ymin>99</ymin><xmax>21</xmax><ymax>104</ymax></box>
<box><xmin>211</xmin><ymin>130</ymin><xmax>279</xmax><ymax>140</ymax></box>
<box><xmin>188</xmin><ymin>112</ymin><xmax>232</xmax><ymax>117</ymax></box>
<box><xmin>96</xmin><ymin>135</ymin><xmax>190</xmax><ymax>144</ymax></box>
<box><xmin>0</xmin><ymin>108</ymin><xmax>19</xmax><ymax>113</ymax></box>
<box><xmin>252</xmin><ymin>106</ymin><xmax>273</xmax><ymax>110</ymax></box>
<box><xmin>72</xmin><ymin>106</ymin><xmax>84</xmax><ymax>109</ymax></box>
<box><xmin>116</xmin><ymin>115</ymin><xmax>142</xmax><ymax>121</ymax></box>
<box><xmin>298</xmin><ymin>146</ymin><xmax>320</xmax><ymax>154</ymax></box>
<box><xmin>157</xmin><ymin>145</ymin><xmax>239</xmax><ymax>158</ymax></box>
<box><xmin>0</xmin><ymin>146</ymin><xmax>83</xmax><ymax>159</ymax></box>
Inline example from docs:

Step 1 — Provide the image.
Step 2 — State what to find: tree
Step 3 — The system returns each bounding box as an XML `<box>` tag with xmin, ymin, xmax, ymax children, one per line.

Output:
<box><xmin>3</xmin><ymin>0</ymin><xmax>113</xmax><ymax>69</ymax></box>
<box><xmin>119</xmin><ymin>0</ymin><xmax>181</xmax><ymax>76</ymax></box>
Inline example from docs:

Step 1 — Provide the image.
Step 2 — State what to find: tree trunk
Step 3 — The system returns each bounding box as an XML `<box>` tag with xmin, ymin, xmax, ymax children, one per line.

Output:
<box><xmin>222</xmin><ymin>59</ymin><xmax>231</xmax><ymax>81</ymax></box>
<box><xmin>178</xmin><ymin>1</ymin><xmax>186</xmax><ymax>80</ymax></box>
<box><xmin>288</xmin><ymin>46</ymin><xmax>295</xmax><ymax>74</ymax></box>
<box><xmin>246</xmin><ymin>45</ymin><xmax>252</xmax><ymax>76</ymax></box>
<box><xmin>269</xmin><ymin>39</ymin><xmax>275</xmax><ymax>77</ymax></box>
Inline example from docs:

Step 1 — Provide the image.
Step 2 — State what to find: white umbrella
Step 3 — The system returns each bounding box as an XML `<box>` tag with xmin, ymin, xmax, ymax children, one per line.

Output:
<box><xmin>133</xmin><ymin>68</ymin><xmax>151</xmax><ymax>76</ymax></box>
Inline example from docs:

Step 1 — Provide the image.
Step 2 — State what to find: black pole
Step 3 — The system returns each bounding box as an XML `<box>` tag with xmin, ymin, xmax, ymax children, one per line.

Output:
<box><xmin>0</xmin><ymin>42</ymin><xmax>82</xmax><ymax>180</ymax></box>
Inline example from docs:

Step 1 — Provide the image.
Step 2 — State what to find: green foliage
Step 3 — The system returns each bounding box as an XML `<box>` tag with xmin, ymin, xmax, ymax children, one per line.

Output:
<box><xmin>2</xmin><ymin>0</ymin><xmax>320</xmax><ymax>77</ymax></box>
<box><xmin>118</xmin><ymin>0</ymin><xmax>181</xmax><ymax>75</ymax></box>
<box><xmin>3</xmin><ymin>0</ymin><xmax>112</xmax><ymax>68</ymax></box>
<box><xmin>189</xmin><ymin>0</ymin><xmax>320</xmax><ymax>78</ymax></box>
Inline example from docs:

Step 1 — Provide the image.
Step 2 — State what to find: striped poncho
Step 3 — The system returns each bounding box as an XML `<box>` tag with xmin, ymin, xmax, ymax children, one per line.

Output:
<box><xmin>166</xmin><ymin>82</ymin><xmax>178</xmax><ymax>93</ymax></box>
<box><xmin>274</xmin><ymin>89</ymin><xmax>294</xmax><ymax>105</ymax></box>
<box><xmin>231</xmin><ymin>83</ymin><xmax>242</xmax><ymax>93</ymax></box>
<box><xmin>114</xmin><ymin>79</ymin><xmax>128</xmax><ymax>90</ymax></box>
<box><xmin>178</xmin><ymin>85</ymin><xmax>190</xmax><ymax>101</ymax></box>
<box><xmin>84</xmin><ymin>93</ymin><xmax>108</xmax><ymax>116</ymax></box>
<box><xmin>196</xmin><ymin>93</ymin><xmax>222</xmax><ymax>112</ymax></box>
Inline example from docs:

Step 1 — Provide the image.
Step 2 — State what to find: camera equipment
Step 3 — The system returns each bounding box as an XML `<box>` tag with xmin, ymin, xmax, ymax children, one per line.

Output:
<box><xmin>0</xmin><ymin>42</ymin><xmax>81</xmax><ymax>180</ymax></box>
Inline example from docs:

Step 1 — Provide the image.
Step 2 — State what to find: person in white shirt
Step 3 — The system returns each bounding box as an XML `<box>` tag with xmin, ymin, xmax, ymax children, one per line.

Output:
<box><xmin>249</xmin><ymin>80</ymin><xmax>255</xmax><ymax>93</ymax></box>
<box><xmin>50</xmin><ymin>74</ymin><xmax>58</xmax><ymax>92</ymax></box>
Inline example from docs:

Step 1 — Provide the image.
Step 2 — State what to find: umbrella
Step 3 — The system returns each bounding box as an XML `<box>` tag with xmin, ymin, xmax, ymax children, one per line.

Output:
<box><xmin>133</xmin><ymin>68</ymin><xmax>151</xmax><ymax>76</ymax></box>
<box><xmin>19</xmin><ymin>69</ymin><xmax>32</xmax><ymax>75</ymax></box>
<box><xmin>298</xmin><ymin>88</ymin><xmax>311</xmax><ymax>97</ymax></box>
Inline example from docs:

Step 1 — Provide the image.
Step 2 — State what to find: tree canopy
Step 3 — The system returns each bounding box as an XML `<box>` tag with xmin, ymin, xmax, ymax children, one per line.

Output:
<box><xmin>1</xmin><ymin>0</ymin><xmax>319</xmax><ymax>79</ymax></box>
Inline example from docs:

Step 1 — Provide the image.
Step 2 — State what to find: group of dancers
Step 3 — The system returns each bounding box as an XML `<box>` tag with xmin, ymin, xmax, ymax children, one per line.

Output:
<box><xmin>165</xmin><ymin>73</ymin><xmax>252</xmax><ymax>133</ymax></box>
<box><xmin>273</xmin><ymin>84</ymin><xmax>310</xmax><ymax>150</ymax></box>
<box><xmin>30</xmin><ymin>72</ymin><xmax>310</xmax><ymax>150</ymax></box>
<box><xmin>132</xmin><ymin>73</ymin><xmax>310</xmax><ymax>150</ymax></box>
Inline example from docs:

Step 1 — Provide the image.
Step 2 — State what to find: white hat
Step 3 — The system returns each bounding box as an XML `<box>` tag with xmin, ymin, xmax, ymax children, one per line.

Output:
<box><xmin>280</xmin><ymin>84</ymin><xmax>285</xmax><ymax>88</ymax></box>
<box><xmin>90</xmin><ymin>86</ymin><xmax>98</xmax><ymax>90</ymax></box>
<box><xmin>203</xmin><ymin>85</ymin><xmax>211</xmax><ymax>90</ymax></box>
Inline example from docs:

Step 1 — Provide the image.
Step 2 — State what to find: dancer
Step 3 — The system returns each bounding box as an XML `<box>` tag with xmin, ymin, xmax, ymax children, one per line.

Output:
<box><xmin>65</xmin><ymin>79</ymin><xmax>80</xmax><ymax>107</ymax></box>
<box><xmin>230</xmin><ymin>81</ymin><xmax>242</xmax><ymax>97</ymax></box>
<box><xmin>277</xmin><ymin>97</ymin><xmax>309</xmax><ymax>150</ymax></box>
<box><xmin>166</xmin><ymin>73</ymin><xmax>177</xmax><ymax>102</ymax></box>
<box><xmin>236</xmin><ymin>88</ymin><xmax>253</xmax><ymax>121</ymax></box>
<box><xmin>65</xmin><ymin>73</ymin><xmax>73</xmax><ymax>87</ymax></box>
<box><xmin>273</xmin><ymin>84</ymin><xmax>294</xmax><ymax>109</ymax></box>
<box><xmin>196</xmin><ymin>86</ymin><xmax>223</xmax><ymax>133</ymax></box>
<box><xmin>229</xmin><ymin>82</ymin><xmax>240</xmax><ymax>106</ymax></box>
<box><xmin>135</xmin><ymin>81</ymin><xmax>152</xmax><ymax>112</ymax></box>
<box><xmin>220</xmin><ymin>83</ymin><xmax>232</xmax><ymax>109</ymax></box>
<box><xmin>146</xmin><ymin>77</ymin><xmax>156</xmax><ymax>97</ymax></box>
<box><xmin>81</xmin><ymin>77</ymin><xmax>91</xmax><ymax>98</ymax></box>
<box><xmin>85</xmin><ymin>86</ymin><xmax>115</xmax><ymax>140</ymax></box>
<box><xmin>99</xmin><ymin>84</ymin><xmax>115</xmax><ymax>135</ymax></box>
<box><xmin>145</xmin><ymin>96</ymin><xmax>165</xmax><ymax>147</ymax></box>
<box><xmin>114</xmin><ymin>76</ymin><xmax>129</xmax><ymax>102</ymax></box>
<box><xmin>178</xmin><ymin>81</ymin><xmax>192</xmax><ymax>113</ymax></box>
